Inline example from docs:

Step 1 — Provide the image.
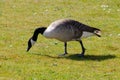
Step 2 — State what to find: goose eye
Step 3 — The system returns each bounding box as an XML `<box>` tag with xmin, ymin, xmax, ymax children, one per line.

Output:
<box><xmin>94</xmin><ymin>30</ymin><xmax>99</xmax><ymax>33</ymax></box>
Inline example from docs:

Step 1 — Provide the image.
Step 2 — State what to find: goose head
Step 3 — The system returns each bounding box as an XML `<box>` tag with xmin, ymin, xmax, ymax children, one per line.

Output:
<box><xmin>93</xmin><ymin>29</ymin><xmax>101</xmax><ymax>37</ymax></box>
<box><xmin>27</xmin><ymin>38</ymin><xmax>36</xmax><ymax>52</ymax></box>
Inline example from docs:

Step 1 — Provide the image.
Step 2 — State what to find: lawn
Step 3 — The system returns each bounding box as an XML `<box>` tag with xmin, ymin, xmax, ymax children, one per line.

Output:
<box><xmin>0</xmin><ymin>0</ymin><xmax>120</xmax><ymax>80</ymax></box>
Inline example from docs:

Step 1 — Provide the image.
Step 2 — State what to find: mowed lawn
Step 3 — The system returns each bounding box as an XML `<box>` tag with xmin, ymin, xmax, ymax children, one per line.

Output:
<box><xmin>0</xmin><ymin>0</ymin><xmax>120</xmax><ymax>80</ymax></box>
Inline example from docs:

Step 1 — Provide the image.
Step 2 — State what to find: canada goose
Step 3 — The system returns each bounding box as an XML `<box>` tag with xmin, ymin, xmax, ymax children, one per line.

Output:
<box><xmin>27</xmin><ymin>19</ymin><xmax>101</xmax><ymax>57</ymax></box>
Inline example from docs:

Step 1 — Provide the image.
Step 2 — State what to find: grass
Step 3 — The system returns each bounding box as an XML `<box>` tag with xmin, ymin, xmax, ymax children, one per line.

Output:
<box><xmin>0</xmin><ymin>0</ymin><xmax>120</xmax><ymax>80</ymax></box>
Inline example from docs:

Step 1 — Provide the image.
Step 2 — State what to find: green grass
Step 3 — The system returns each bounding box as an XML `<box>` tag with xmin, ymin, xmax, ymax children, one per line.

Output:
<box><xmin>0</xmin><ymin>0</ymin><xmax>120</xmax><ymax>80</ymax></box>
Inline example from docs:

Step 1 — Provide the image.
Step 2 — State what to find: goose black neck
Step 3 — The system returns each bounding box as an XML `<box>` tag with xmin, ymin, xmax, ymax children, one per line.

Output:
<box><xmin>32</xmin><ymin>27</ymin><xmax>46</xmax><ymax>41</ymax></box>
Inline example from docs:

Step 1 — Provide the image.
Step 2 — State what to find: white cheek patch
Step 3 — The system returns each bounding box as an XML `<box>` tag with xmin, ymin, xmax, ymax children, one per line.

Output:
<box><xmin>81</xmin><ymin>32</ymin><xmax>94</xmax><ymax>38</ymax></box>
<box><xmin>31</xmin><ymin>39</ymin><xmax>36</xmax><ymax>46</ymax></box>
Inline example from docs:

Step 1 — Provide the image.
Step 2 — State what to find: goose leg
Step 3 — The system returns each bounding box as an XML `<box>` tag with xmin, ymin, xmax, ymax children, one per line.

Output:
<box><xmin>78</xmin><ymin>40</ymin><xmax>86</xmax><ymax>57</ymax></box>
<box><xmin>59</xmin><ymin>42</ymin><xmax>68</xmax><ymax>56</ymax></box>
<box><xmin>64</xmin><ymin>42</ymin><xmax>68</xmax><ymax>55</ymax></box>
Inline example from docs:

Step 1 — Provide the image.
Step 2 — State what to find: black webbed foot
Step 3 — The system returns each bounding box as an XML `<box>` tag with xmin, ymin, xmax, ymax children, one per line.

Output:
<box><xmin>58</xmin><ymin>52</ymin><xmax>68</xmax><ymax>57</ymax></box>
<box><xmin>77</xmin><ymin>53</ymin><xmax>84</xmax><ymax>57</ymax></box>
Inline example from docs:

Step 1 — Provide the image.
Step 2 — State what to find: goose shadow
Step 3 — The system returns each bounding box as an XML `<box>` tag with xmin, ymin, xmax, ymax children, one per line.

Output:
<box><xmin>34</xmin><ymin>53</ymin><xmax>116</xmax><ymax>61</ymax></box>
<box><xmin>64</xmin><ymin>54</ymin><xmax>116</xmax><ymax>61</ymax></box>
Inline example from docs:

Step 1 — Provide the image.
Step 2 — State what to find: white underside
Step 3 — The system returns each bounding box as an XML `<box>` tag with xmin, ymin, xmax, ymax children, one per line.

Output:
<box><xmin>43</xmin><ymin>31</ymin><xmax>94</xmax><ymax>42</ymax></box>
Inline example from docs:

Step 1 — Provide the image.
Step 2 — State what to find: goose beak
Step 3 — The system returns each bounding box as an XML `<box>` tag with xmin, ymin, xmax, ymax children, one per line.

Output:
<box><xmin>96</xmin><ymin>34</ymin><xmax>101</xmax><ymax>37</ymax></box>
<box><xmin>27</xmin><ymin>46</ymin><xmax>31</xmax><ymax>52</ymax></box>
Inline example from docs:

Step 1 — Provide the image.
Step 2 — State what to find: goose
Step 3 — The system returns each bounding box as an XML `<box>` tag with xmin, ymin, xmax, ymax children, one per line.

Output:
<box><xmin>27</xmin><ymin>19</ymin><xmax>101</xmax><ymax>57</ymax></box>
